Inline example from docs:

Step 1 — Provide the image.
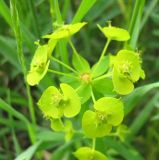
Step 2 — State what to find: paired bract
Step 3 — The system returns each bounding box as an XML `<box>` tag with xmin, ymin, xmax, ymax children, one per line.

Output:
<box><xmin>27</xmin><ymin>44</ymin><xmax>49</xmax><ymax>86</ymax></box>
<box><xmin>97</xmin><ymin>24</ymin><xmax>130</xmax><ymax>41</ymax></box>
<box><xmin>112</xmin><ymin>50</ymin><xmax>145</xmax><ymax>95</ymax></box>
<box><xmin>82</xmin><ymin>97</ymin><xmax>124</xmax><ymax>138</ymax></box>
<box><xmin>38</xmin><ymin>83</ymin><xmax>81</xmax><ymax>118</ymax></box>
<box><xmin>44</xmin><ymin>22</ymin><xmax>87</xmax><ymax>39</ymax></box>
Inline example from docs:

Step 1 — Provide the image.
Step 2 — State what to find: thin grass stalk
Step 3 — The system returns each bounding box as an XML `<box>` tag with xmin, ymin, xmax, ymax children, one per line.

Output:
<box><xmin>27</xmin><ymin>0</ymin><xmax>40</xmax><ymax>38</ymax></box>
<box><xmin>49</xmin><ymin>0</ymin><xmax>69</xmax><ymax>67</ymax></box>
<box><xmin>125</xmin><ymin>0</ymin><xmax>145</xmax><ymax>49</ymax></box>
<box><xmin>10</xmin><ymin>0</ymin><xmax>36</xmax><ymax>143</ymax></box>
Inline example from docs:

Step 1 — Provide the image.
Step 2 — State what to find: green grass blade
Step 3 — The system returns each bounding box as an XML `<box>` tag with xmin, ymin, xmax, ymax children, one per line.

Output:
<box><xmin>0</xmin><ymin>98</ymin><xmax>29</xmax><ymax>124</ymax></box>
<box><xmin>12</xmin><ymin>129</ymin><xmax>22</xmax><ymax>155</ymax></box>
<box><xmin>0</xmin><ymin>36</ymin><xmax>20</xmax><ymax>70</ymax></box>
<box><xmin>127</xmin><ymin>0</ymin><xmax>145</xmax><ymax>49</ymax></box>
<box><xmin>105</xmin><ymin>138</ymin><xmax>144</xmax><ymax>160</ymax></box>
<box><xmin>0</xmin><ymin>0</ymin><xmax>12</xmax><ymax>26</ymax></box>
<box><xmin>27</xmin><ymin>0</ymin><xmax>40</xmax><ymax>38</ymax></box>
<box><xmin>0</xmin><ymin>98</ymin><xmax>35</xmax><ymax>143</ymax></box>
<box><xmin>72</xmin><ymin>0</ymin><xmax>97</xmax><ymax>23</ymax></box>
<box><xmin>140</xmin><ymin>0</ymin><xmax>158</xmax><ymax>30</ymax></box>
<box><xmin>15</xmin><ymin>141</ymin><xmax>42</xmax><ymax>160</ymax></box>
<box><xmin>124</xmin><ymin>82</ymin><xmax>159</xmax><ymax>115</ymax></box>
<box><xmin>50</xmin><ymin>0</ymin><xmax>69</xmax><ymax>65</ymax></box>
<box><xmin>0</xmin><ymin>0</ymin><xmax>35</xmax><ymax>53</ymax></box>
<box><xmin>129</xmin><ymin>92</ymin><xmax>159</xmax><ymax>139</ymax></box>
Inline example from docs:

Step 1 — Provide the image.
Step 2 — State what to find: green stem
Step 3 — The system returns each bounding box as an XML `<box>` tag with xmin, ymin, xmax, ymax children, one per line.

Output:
<box><xmin>92</xmin><ymin>39</ymin><xmax>111</xmax><ymax>75</ymax></box>
<box><xmin>49</xmin><ymin>0</ymin><xmax>54</xmax><ymax>26</ymax></box>
<box><xmin>93</xmin><ymin>72</ymin><xmax>112</xmax><ymax>82</ymax></box>
<box><xmin>99</xmin><ymin>39</ymin><xmax>111</xmax><ymax>63</ymax></box>
<box><xmin>48</xmin><ymin>69</ymin><xmax>78</xmax><ymax>79</ymax></box>
<box><xmin>69</xmin><ymin>40</ymin><xmax>79</xmax><ymax>57</ymax></box>
<box><xmin>92</xmin><ymin>138</ymin><xmax>96</xmax><ymax>151</ymax></box>
<box><xmin>51</xmin><ymin>56</ymin><xmax>78</xmax><ymax>74</ymax></box>
<box><xmin>91</xmin><ymin>88</ymin><xmax>96</xmax><ymax>103</ymax></box>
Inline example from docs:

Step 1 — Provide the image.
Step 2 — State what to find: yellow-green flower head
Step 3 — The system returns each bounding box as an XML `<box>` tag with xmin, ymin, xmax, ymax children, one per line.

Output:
<box><xmin>112</xmin><ymin>50</ymin><xmax>145</xmax><ymax>95</ymax></box>
<box><xmin>97</xmin><ymin>23</ymin><xmax>130</xmax><ymax>41</ymax></box>
<box><xmin>74</xmin><ymin>147</ymin><xmax>108</xmax><ymax>160</ymax></box>
<box><xmin>82</xmin><ymin>97</ymin><xmax>124</xmax><ymax>138</ymax></box>
<box><xmin>43</xmin><ymin>22</ymin><xmax>87</xmax><ymax>39</ymax></box>
<box><xmin>38</xmin><ymin>83</ymin><xmax>81</xmax><ymax>119</ymax></box>
<box><xmin>27</xmin><ymin>40</ymin><xmax>57</xmax><ymax>86</ymax></box>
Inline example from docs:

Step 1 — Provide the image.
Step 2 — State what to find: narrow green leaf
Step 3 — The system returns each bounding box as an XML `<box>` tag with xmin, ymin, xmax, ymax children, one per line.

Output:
<box><xmin>93</xmin><ymin>78</ymin><xmax>115</xmax><ymax>96</ymax></box>
<box><xmin>0</xmin><ymin>98</ymin><xmax>29</xmax><ymax>124</ymax></box>
<box><xmin>72</xmin><ymin>53</ymin><xmax>90</xmax><ymax>73</ymax></box>
<box><xmin>0</xmin><ymin>36</ymin><xmax>20</xmax><ymax>70</ymax></box>
<box><xmin>15</xmin><ymin>141</ymin><xmax>42</xmax><ymax>160</ymax></box>
<box><xmin>0</xmin><ymin>0</ymin><xmax>12</xmax><ymax>26</ymax></box>
<box><xmin>77</xmin><ymin>84</ymin><xmax>91</xmax><ymax>104</ymax></box>
<box><xmin>127</xmin><ymin>0</ymin><xmax>145</xmax><ymax>49</ymax></box>
<box><xmin>129</xmin><ymin>93</ymin><xmax>159</xmax><ymax>139</ymax></box>
<box><xmin>91</xmin><ymin>56</ymin><xmax>109</xmax><ymax>78</ymax></box>
<box><xmin>124</xmin><ymin>82</ymin><xmax>159</xmax><ymax>115</ymax></box>
<box><xmin>72</xmin><ymin>0</ymin><xmax>97</xmax><ymax>23</ymax></box>
<box><xmin>105</xmin><ymin>138</ymin><xmax>144</xmax><ymax>160</ymax></box>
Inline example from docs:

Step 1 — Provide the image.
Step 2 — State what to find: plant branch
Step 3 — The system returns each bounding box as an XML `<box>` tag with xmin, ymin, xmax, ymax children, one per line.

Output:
<box><xmin>48</xmin><ymin>69</ymin><xmax>78</xmax><ymax>79</ymax></box>
<box><xmin>51</xmin><ymin>56</ymin><xmax>78</xmax><ymax>74</ymax></box>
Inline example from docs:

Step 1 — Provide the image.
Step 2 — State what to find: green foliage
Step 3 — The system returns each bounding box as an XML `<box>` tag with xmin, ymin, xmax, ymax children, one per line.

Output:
<box><xmin>1</xmin><ymin>0</ymin><xmax>158</xmax><ymax>159</ymax></box>
<box><xmin>91</xmin><ymin>56</ymin><xmax>109</xmax><ymax>78</ymax></box>
<box><xmin>72</xmin><ymin>53</ymin><xmax>91</xmax><ymax>73</ymax></box>
<box><xmin>28</xmin><ymin>15</ymin><xmax>145</xmax><ymax>159</ymax></box>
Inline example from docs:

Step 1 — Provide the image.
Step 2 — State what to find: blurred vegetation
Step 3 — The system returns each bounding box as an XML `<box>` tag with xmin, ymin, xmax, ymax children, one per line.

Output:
<box><xmin>0</xmin><ymin>0</ymin><xmax>159</xmax><ymax>160</ymax></box>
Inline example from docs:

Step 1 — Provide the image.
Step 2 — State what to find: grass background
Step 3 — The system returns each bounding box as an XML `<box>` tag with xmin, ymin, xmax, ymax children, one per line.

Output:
<box><xmin>0</xmin><ymin>0</ymin><xmax>159</xmax><ymax>159</ymax></box>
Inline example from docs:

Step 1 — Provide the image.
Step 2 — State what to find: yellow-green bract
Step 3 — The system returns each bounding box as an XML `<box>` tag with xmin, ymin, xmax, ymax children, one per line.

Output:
<box><xmin>38</xmin><ymin>83</ymin><xmax>81</xmax><ymax>119</ymax></box>
<box><xmin>26</xmin><ymin>40</ymin><xmax>57</xmax><ymax>86</ymax></box>
<box><xmin>97</xmin><ymin>24</ymin><xmax>130</xmax><ymax>41</ymax></box>
<box><xmin>43</xmin><ymin>22</ymin><xmax>87</xmax><ymax>39</ymax></box>
<box><xmin>74</xmin><ymin>147</ymin><xmax>108</xmax><ymax>160</ymax></box>
<box><xmin>82</xmin><ymin>97</ymin><xmax>124</xmax><ymax>138</ymax></box>
<box><xmin>112</xmin><ymin>50</ymin><xmax>145</xmax><ymax>95</ymax></box>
